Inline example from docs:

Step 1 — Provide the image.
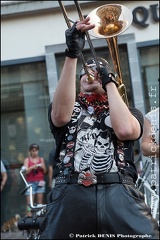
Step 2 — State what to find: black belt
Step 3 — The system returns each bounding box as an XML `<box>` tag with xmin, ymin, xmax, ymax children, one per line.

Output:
<box><xmin>55</xmin><ymin>171</ymin><xmax>134</xmax><ymax>187</ymax></box>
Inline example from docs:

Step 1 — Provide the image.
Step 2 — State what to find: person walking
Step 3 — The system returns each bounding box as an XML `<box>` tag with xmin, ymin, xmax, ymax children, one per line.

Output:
<box><xmin>40</xmin><ymin>17</ymin><xmax>159</xmax><ymax>239</ymax></box>
<box><xmin>23</xmin><ymin>143</ymin><xmax>47</xmax><ymax>216</ymax></box>
<box><xmin>141</xmin><ymin>107</ymin><xmax>159</xmax><ymax>194</ymax></box>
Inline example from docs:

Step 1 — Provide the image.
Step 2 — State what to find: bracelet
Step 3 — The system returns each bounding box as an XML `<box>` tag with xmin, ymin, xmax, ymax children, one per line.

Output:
<box><xmin>102</xmin><ymin>73</ymin><xmax>119</xmax><ymax>91</ymax></box>
<box><xmin>108</xmin><ymin>74</ymin><xmax>119</xmax><ymax>87</ymax></box>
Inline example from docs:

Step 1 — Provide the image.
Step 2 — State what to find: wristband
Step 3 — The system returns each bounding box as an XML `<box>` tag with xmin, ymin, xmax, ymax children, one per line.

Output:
<box><xmin>102</xmin><ymin>73</ymin><xmax>119</xmax><ymax>91</ymax></box>
<box><xmin>65</xmin><ymin>49</ymin><xmax>80</xmax><ymax>59</ymax></box>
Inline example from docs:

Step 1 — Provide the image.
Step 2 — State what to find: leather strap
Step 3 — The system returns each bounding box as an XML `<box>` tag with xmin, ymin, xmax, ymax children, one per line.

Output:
<box><xmin>55</xmin><ymin>172</ymin><xmax>134</xmax><ymax>186</ymax></box>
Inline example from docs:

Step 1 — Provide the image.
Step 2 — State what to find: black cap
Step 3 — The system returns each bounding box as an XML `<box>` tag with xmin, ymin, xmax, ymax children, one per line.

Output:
<box><xmin>29</xmin><ymin>143</ymin><xmax>39</xmax><ymax>151</ymax></box>
<box><xmin>79</xmin><ymin>57</ymin><xmax>111</xmax><ymax>79</ymax></box>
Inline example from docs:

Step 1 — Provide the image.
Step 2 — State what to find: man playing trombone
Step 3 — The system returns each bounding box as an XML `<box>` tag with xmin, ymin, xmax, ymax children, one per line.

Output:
<box><xmin>40</xmin><ymin>17</ymin><xmax>159</xmax><ymax>239</ymax></box>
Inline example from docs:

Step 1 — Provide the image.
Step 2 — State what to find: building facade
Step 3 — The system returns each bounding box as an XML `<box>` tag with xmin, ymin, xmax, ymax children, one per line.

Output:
<box><xmin>1</xmin><ymin>1</ymin><xmax>159</xmax><ymax>223</ymax></box>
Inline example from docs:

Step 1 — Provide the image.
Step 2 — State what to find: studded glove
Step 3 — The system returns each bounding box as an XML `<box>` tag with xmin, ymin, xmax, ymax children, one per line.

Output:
<box><xmin>65</xmin><ymin>22</ymin><xmax>85</xmax><ymax>58</ymax></box>
<box><xmin>99</xmin><ymin>65</ymin><xmax>118</xmax><ymax>91</ymax></box>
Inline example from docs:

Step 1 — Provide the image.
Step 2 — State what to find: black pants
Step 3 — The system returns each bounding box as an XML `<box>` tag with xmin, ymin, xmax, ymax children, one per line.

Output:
<box><xmin>40</xmin><ymin>183</ymin><xmax>159</xmax><ymax>239</ymax></box>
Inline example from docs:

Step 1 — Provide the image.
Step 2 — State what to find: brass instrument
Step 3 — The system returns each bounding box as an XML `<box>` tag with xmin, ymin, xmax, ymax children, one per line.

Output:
<box><xmin>87</xmin><ymin>4</ymin><xmax>133</xmax><ymax>106</ymax></box>
<box><xmin>58</xmin><ymin>1</ymin><xmax>133</xmax><ymax>106</ymax></box>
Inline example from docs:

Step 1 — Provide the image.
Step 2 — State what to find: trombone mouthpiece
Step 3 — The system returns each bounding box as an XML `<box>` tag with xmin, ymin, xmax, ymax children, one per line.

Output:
<box><xmin>86</xmin><ymin>75</ymin><xmax>94</xmax><ymax>83</ymax></box>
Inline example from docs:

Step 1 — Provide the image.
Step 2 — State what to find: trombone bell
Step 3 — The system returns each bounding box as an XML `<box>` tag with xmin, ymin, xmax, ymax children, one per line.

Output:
<box><xmin>87</xmin><ymin>4</ymin><xmax>133</xmax><ymax>38</ymax></box>
<box><xmin>87</xmin><ymin>4</ymin><xmax>132</xmax><ymax>106</ymax></box>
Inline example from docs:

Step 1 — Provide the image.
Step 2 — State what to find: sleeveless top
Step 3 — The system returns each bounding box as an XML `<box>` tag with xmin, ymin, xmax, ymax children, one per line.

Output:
<box><xmin>26</xmin><ymin>157</ymin><xmax>44</xmax><ymax>182</ymax></box>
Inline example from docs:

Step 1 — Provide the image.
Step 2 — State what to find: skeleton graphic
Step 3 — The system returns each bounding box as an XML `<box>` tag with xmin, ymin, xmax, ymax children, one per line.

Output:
<box><xmin>75</xmin><ymin>124</ymin><xmax>116</xmax><ymax>173</ymax></box>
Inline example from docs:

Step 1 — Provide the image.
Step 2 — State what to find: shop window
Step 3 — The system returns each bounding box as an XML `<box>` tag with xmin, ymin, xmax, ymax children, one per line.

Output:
<box><xmin>1</xmin><ymin>61</ymin><xmax>54</xmax><ymax>223</ymax></box>
<box><xmin>139</xmin><ymin>45</ymin><xmax>159</xmax><ymax>113</ymax></box>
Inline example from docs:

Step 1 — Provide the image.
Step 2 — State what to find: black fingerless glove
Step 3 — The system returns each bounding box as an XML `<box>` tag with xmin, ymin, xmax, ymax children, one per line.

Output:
<box><xmin>99</xmin><ymin>65</ymin><xmax>118</xmax><ymax>91</ymax></box>
<box><xmin>65</xmin><ymin>22</ymin><xmax>85</xmax><ymax>58</ymax></box>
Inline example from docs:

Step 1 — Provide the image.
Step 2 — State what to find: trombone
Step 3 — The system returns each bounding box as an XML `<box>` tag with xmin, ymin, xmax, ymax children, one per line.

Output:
<box><xmin>58</xmin><ymin>1</ymin><xmax>133</xmax><ymax>106</ymax></box>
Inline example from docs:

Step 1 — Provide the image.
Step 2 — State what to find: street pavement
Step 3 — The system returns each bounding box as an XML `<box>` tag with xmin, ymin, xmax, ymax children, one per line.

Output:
<box><xmin>1</xmin><ymin>230</ymin><xmax>27</xmax><ymax>239</ymax></box>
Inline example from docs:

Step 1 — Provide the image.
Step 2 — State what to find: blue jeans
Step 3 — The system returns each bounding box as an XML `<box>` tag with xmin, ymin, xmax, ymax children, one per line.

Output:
<box><xmin>25</xmin><ymin>181</ymin><xmax>45</xmax><ymax>195</ymax></box>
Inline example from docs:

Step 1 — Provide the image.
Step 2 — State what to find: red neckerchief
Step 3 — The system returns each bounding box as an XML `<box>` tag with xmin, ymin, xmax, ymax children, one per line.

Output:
<box><xmin>78</xmin><ymin>92</ymin><xmax>109</xmax><ymax>115</ymax></box>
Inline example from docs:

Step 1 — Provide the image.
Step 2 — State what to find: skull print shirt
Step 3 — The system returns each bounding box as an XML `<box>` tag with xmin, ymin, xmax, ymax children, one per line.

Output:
<box><xmin>48</xmin><ymin>102</ymin><xmax>143</xmax><ymax>181</ymax></box>
<box><xmin>74</xmin><ymin>108</ymin><xmax>118</xmax><ymax>173</ymax></box>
